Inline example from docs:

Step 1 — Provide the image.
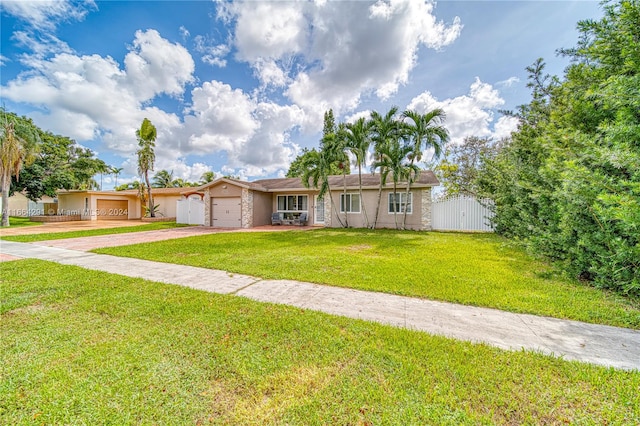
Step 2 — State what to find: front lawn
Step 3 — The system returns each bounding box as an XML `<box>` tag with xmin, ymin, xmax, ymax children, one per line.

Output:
<box><xmin>95</xmin><ymin>229</ymin><xmax>640</xmax><ymax>328</ymax></box>
<box><xmin>1</xmin><ymin>221</ymin><xmax>186</xmax><ymax>242</ymax></box>
<box><xmin>3</xmin><ymin>217</ymin><xmax>43</xmax><ymax>228</ymax></box>
<box><xmin>2</xmin><ymin>260</ymin><xmax>638</xmax><ymax>425</ymax></box>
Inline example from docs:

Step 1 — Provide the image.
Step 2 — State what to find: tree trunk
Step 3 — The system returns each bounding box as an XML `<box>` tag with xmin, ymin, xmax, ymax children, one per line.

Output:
<box><xmin>393</xmin><ymin>181</ymin><xmax>399</xmax><ymax>230</ymax></box>
<box><xmin>1</xmin><ymin>175</ymin><xmax>10</xmax><ymax>227</ymax></box>
<box><xmin>327</xmin><ymin>190</ymin><xmax>344</xmax><ymax>228</ymax></box>
<box><xmin>358</xmin><ymin>164</ymin><xmax>369</xmax><ymax>228</ymax></box>
<box><xmin>342</xmin><ymin>169</ymin><xmax>348</xmax><ymax>227</ymax></box>
<box><xmin>402</xmin><ymin>166</ymin><xmax>417</xmax><ymax>230</ymax></box>
<box><xmin>144</xmin><ymin>171</ymin><xmax>155</xmax><ymax>217</ymax></box>
<box><xmin>373</xmin><ymin>180</ymin><xmax>383</xmax><ymax>229</ymax></box>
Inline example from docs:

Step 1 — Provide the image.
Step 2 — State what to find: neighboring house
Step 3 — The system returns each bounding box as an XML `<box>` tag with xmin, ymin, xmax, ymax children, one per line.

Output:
<box><xmin>57</xmin><ymin>190</ymin><xmax>141</xmax><ymax>220</ymax></box>
<box><xmin>199</xmin><ymin>171</ymin><xmax>439</xmax><ymax>230</ymax></box>
<box><xmin>0</xmin><ymin>192</ymin><xmax>57</xmax><ymax>217</ymax></box>
<box><xmin>55</xmin><ymin>187</ymin><xmax>187</xmax><ymax>220</ymax></box>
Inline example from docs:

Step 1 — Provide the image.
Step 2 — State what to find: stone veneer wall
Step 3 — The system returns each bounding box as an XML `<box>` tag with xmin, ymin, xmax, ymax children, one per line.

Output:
<box><xmin>420</xmin><ymin>188</ymin><xmax>433</xmax><ymax>230</ymax></box>
<box><xmin>204</xmin><ymin>188</ymin><xmax>211</xmax><ymax>226</ymax></box>
<box><xmin>241</xmin><ymin>188</ymin><xmax>253</xmax><ymax>228</ymax></box>
<box><xmin>323</xmin><ymin>196</ymin><xmax>332</xmax><ymax>227</ymax></box>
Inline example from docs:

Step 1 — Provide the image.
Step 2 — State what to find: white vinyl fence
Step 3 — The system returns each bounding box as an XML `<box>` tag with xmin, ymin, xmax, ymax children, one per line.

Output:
<box><xmin>176</xmin><ymin>198</ymin><xmax>205</xmax><ymax>225</ymax></box>
<box><xmin>432</xmin><ymin>195</ymin><xmax>494</xmax><ymax>232</ymax></box>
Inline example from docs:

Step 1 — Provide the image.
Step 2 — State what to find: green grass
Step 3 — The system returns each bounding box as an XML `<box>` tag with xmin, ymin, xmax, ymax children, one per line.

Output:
<box><xmin>3</xmin><ymin>217</ymin><xmax>43</xmax><ymax>228</ymax></box>
<box><xmin>95</xmin><ymin>229</ymin><xmax>640</xmax><ymax>329</ymax></box>
<box><xmin>1</xmin><ymin>221</ymin><xmax>186</xmax><ymax>242</ymax></box>
<box><xmin>2</xmin><ymin>259</ymin><xmax>638</xmax><ymax>425</ymax></box>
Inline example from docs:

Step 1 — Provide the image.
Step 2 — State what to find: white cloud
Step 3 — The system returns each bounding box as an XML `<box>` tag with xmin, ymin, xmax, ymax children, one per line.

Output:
<box><xmin>179</xmin><ymin>81</ymin><xmax>305</xmax><ymax>178</ymax></box>
<box><xmin>407</xmin><ymin>78</ymin><xmax>517</xmax><ymax>144</ymax></box>
<box><xmin>194</xmin><ymin>35</ymin><xmax>230</xmax><ymax>68</ymax></box>
<box><xmin>222</xmin><ymin>0</ymin><xmax>462</xmax><ymax>131</ymax></box>
<box><xmin>123</xmin><ymin>30</ymin><xmax>195</xmax><ymax>101</ymax></box>
<box><xmin>2</xmin><ymin>0</ymin><xmax>95</xmax><ymax>31</ymax></box>
<box><xmin>497</xmin><ymin>76</ymin><xmax>520</xmax><ymax>87</ymax></box>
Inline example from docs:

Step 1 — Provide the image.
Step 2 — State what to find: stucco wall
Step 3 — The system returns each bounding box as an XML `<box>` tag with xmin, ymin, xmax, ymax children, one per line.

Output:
<box><xmin>326</xmin><ymin>187</ymin><xmax>432</xmax><ymax>230</ymax></box>
<box><xmin>58</xmin><ymin>193</ymin><xmax>89</xmax><ymax>219</ymax></box>
<box><xmin>153</xmin><ymin>195</ymin><xmax>180</xmax><ymax>218</ymax></box>
<box><xmin>252</xmin><ymin>191</ymin><xmax>272</xmax><ymax>226</ymax></box>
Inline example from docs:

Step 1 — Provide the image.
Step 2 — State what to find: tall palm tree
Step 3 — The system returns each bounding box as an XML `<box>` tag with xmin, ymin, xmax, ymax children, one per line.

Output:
<box><xmin>136</xmin><ymin>118</ymin><xmax>157</xmax><ymax>217</ymax></box>
<box><xmin>372</xmin><ymin>136</ymin><xmax>414</xmax><ymax>230</ymax></box>
<box><xmin>343</xmin><ymin>117</ymin><xmax>372</xmax><ymax>228</ymax></box>
<box><xmin>333</xmin><ymin>124</ymin><xmax>351</xmax><ymax>227</ymax></box>
<box><xmin>300</xmin><ymin>145</ymin><xmax>346</xmax><ymax>228</ymax></box>
<box><xmin>0</xmin><ymin>119</ymin><xmax>37</xmax><ymax>227</ymax></box>
<box><xmin>400</xmin><ymin>109</ymin><xmax>449</xmax><ymax>229</ymax></box>
<box><xmin>111</xmin><ymin>166</ymin><xmax>124</xmax><ymax>188</ymax></box>
<box><xmin>369</xmin><ymin>107</ymin><xmax>400</xmax><ymax>229</ymax></box>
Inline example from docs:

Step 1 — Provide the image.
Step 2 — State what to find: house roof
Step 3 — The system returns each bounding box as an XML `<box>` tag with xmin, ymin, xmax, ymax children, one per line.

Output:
<box><xmin>255</xmin><ymin>171</ymin><xmax>439</xmax><ymax>192</ymax></box>
<box><xmin>199</xmin><ymin>171</ymin><xmax>439</xmax><ymax>193</ymax></box>
<box><xmin>57</xmin><ymin>187</ymin><xmax>192</xmax><ymax>197</ymax></box>
<box><xmin>117</xmin><ymin>187</ymin><xmax>193</xmax><ymax>196</ymax></box>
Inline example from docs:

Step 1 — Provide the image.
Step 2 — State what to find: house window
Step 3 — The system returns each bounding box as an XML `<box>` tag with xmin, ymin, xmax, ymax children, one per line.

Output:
<box><xmin>277</xmin><ymin>195</ymin><xmax>308</xmax><ymax>212</ymax></box>
<box><xmin>388</xmin><ymin>192</ymin><xmax>412</xmax><ymax>214</ymax></box>
<box><xmin>340</xmin><ymin>193</ymin><xmax>361</xmax><ymax>213</ymax></box>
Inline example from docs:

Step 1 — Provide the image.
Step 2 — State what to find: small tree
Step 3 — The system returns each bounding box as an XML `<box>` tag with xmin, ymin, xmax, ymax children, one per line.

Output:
<box><xmin>1</xmin><ymin>115</ymin><xmax>38</xmax><ymax>227</ymax></box>
<box><xmin>136</xmin><ymin>118</ymin><xmax>157</xmax><ymax>217</ymax></box>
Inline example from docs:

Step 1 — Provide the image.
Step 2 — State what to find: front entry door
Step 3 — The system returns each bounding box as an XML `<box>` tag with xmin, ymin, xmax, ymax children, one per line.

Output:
<box><xmin>314</xmin><ymin>195</ymin><xmax>325</xmax><ymax>225</ymax></box>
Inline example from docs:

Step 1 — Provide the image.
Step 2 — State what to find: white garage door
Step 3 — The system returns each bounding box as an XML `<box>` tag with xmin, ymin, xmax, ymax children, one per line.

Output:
<box><xmin>211</xmin><ymin>197</ymin><xmax>241</xmax><ymax>228</ymax></box>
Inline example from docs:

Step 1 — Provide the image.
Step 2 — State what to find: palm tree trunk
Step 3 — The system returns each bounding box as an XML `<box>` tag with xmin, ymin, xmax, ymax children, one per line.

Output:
<box><xmin>342</xmin><ymin>169</ymin><xmax>348</xmax><ymax>228</ymax></box>
<box><xmin>144</xmin><ymin>171</ymin><xmax>155</xmax><ymax>217</ymax></box>
<box><xmin>358</xmin><ymin>164</ymin><xmax>369</xmax><ymax>228</ymax></box>
<box><xmin>402</xmin><ymin>164</ymin><xmax>416</xmax><ymax>230</ymax></box>
<box><xmin>373</xmin><ymin>179</ymin><xmax>383</xmax><ymax>229</ymax></box>
<box><xmin>393</xmin><ymin>181</ymin><xmax>399</xmax><ymax>230</ymax></box>
<box><xmin>326</xmin><ymin>180</ymin><xmax>345</xmax><ymax>228</ymax></box>
<box><xmin>1</xmin><ymin>175</ymin><xmax>10</xmax><ymax>227</ymax></box>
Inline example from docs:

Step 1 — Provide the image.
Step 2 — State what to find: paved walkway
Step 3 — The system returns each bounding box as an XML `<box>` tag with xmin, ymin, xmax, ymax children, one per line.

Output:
<box><xmin>2</xmin><ymin>240</ymin><xmax>639</xmax><ymax>371</ymax></box>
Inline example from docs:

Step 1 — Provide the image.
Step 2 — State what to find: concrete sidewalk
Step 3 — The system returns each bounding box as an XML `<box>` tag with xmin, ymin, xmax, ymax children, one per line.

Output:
<box><xmin>2</xmin><ymin>240</ymin><xmax>639</xmax><ymax>371</ymax></box>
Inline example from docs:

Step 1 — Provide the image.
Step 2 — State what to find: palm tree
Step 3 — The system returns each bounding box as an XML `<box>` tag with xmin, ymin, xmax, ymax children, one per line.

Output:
<box><xmin>300</xmin><ymin>145</ymin><xmax>346</xmax><ymax>228</ymax></box>
<box><xmin>369</xmin><ymin>107</ymin><xmax>400</xmax><ymax>229</ymax></box>
<box><xmin>111</xmin><ymin>166</ymin><xmax>124</xmax><ymax>188</ymax></box>
<box><xmin>152</xmin><ymin>169</ymin><xmax>174</xmax><ymax>188</ymax></box>
<box><xmin>199</xmin><ymin>171</ymin><xmax>215</xmax><ymax>184</ymax></box>
<box><xmin>0</xmin><ymin>119</ymin><xmax>37</xmax><ymax>227</ymax></box>
<box><xmin>372</xmin><ymin>137</ymin><xmax>414</xmax><ymax>230</ymax></box>
<box><xmin>136</xmin><ymin>118</ymin><xmax>157</xmax><ymax>217</ymax></box>
<box><xmin>333</xmin><ymin>124</ymin><xmax>351</xmax><ymax>227</ymax></box>
<box><xmin>343</xmin><ymin>117</ymin><xmax>372</xmax><ymax>228</ymax></box>
<box><xmin>400</xmin><ymin>109</ymin><xmax>449</xmax><ymax>229</ymax></box>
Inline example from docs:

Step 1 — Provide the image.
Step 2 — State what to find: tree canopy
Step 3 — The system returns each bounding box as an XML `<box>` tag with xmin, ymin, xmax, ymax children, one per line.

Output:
<box><xmin>2</xmin><ymin>109</ymin><xmax>108</xmax><ymax>201</ymax></box>
<box><xmin>478</xmin><ymin>0</ymin><xmax>640</xmax><ymax>295</ymax></box>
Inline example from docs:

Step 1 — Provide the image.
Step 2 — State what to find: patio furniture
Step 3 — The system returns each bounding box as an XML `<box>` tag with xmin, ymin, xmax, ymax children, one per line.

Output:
<box><xmin>271</xmin><ymin>212</ymin><xmax>283</xmax><ymax>225</ymax></box>
<box><xmin>293</xmin><ymin>212</ymin><xmax>308</xmax><ymax>226</ymax></box>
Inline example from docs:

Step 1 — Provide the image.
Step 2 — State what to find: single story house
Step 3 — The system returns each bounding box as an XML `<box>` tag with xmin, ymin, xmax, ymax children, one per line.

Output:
<box><xmin>199</xmin><ymin>171</ymin><xmax>439</xmax><ymax>230</ymax></box>
<box><xmin>56</xmin><ymin>187</ymin><xmax>188</xmax><ymax>220</ymax></box>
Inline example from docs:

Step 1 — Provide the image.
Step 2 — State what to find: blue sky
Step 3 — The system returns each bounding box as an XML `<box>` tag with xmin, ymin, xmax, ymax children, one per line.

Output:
<box><xmin>1</xmin><ymin>0</ymin><xmax>602</xmax><ymax>188</ymax></box>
